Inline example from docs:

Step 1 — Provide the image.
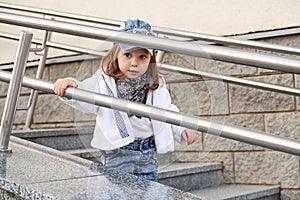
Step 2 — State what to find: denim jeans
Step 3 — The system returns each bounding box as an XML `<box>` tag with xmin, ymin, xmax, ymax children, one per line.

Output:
<box><xmin>99</xmin><ymin>137</ymin><xmax>158</xmax><ymax>182</ymax></box>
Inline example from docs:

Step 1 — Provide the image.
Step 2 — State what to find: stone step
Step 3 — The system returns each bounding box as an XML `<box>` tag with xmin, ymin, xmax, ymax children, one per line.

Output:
<box><xmin>66</xmin><ymin>150</ymin><xmax>223</xmax><ymax>192</ymax></box>
<box><xmin>12</xmin><ymin>128</ymin><xmax>94</xmax><ymax>151</ymax></box>
<box><xmin>11</xmin><ymin>129</ymin><xmax>281</xmax><ymax>199</ymax></box>
<box><xmin>2</xmin><ymin>137</ymin><xmax>202</xmax><ymax>199</ymax></box>
<box><xmin>158</xmin><ymin>162</ymin><xmax>223</xmax><ymax>192</ymax></box>
<box><xmin>189</xmin><ymin>184</ymin><xmax>280</xmax><ymax>200</ymax></box>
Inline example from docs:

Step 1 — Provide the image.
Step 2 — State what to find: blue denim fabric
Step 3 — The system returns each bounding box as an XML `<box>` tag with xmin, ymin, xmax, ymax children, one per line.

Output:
<box><xmin>121</xmin><ymin>19</ymin><xmax>153</xmax><ymax>35</ymax></box>
<box><xmin>99</xmin><ymin>137</ymin><xmax>158</xmax><ymax>182</ymax></box>
<box><xmin>120</xmin><ymin>136</ymin><xmax>155</xmax><ymax>151</ymax></box>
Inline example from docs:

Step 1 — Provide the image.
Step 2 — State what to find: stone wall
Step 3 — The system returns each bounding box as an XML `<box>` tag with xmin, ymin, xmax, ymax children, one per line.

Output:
<box><xmin>164</xmin><ymin>34</ymin><xmax>300</xmax><ymax>198</ymax></box>
<box><xmin>0</xmin><ymin>34</ymin><xmax>300</xmax><ymax>198</ymax></box>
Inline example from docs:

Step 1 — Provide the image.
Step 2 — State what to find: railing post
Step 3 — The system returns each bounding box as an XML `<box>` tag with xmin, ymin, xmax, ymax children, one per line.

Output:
<box><xmin>0</xmin><ymin>31</ymin><xmax>32</xmax><ymax>153</ymax></box>
<box><xmin>24</xmin><ymin>31</ymin><xmax>50</xmax><ymax>130</ymax></box>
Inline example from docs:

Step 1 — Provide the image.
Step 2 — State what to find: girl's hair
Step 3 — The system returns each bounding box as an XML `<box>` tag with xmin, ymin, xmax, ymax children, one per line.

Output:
<box><xmin>101</xmin><ymin>44</ymin><xmax>159</xmax><ymax>90</ymax></box>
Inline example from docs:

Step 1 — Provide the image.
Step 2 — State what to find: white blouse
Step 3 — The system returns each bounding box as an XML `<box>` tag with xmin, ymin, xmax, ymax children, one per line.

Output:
<box><xmin>129</xmin><ymin>91</ymin><xmax>154</xmax><ymax>139</ymax></box>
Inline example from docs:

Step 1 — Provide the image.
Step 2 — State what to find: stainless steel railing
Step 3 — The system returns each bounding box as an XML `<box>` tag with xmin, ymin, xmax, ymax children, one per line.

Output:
<box><xmin>0</xmin><ymin>32</ymin><xmax>107</xmax><ymax>58</ymax></box>
<box><xmin>2</xmin><ymin>29</ymin><xmax>300</xmax><ymax>133</ymax></box>
<box><xmin>1</xmin><ymin>69</ymin><xmax>300</xmax><ymax>156</ymax></box>
<box><xmin>1</xmin><ymin>2</ymin><xmax>300</xmax><ymax>55</ymax></box>
<box><xmin>0</xmin><ymin>10</ymin><xmax>300</xmax><ymax>156</ymax></box>
<box><xmin>3</xmin><ymin>31</ymin><xmax>299</xmax><ymax>97</ymax></box>
<box><xmin>160</xmin><ymin>64</ymin><xmax>300</xmax><ymax>96</ymax></box>
<box><xmin>0</xmin><ymin>31</ymin><xmax>32</xmax><ymax>152</ymax></box>
<box><xmin>1</xmin><ymin>12</ymin><xmax>300</xmax><ymax>74</ymax></box>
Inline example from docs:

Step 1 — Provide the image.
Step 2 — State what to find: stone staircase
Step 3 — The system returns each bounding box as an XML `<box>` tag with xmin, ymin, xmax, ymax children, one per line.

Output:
<box><xmin>157</xmin><ymin>161</ymin><xmax>280</xmax><ymax>200</ymax></box>
<box><xmin>12</xmin><ymin>127</ymin><xmax>94</xmax><ymax>151</ymax></box>
<box><xmin>12</xmin><ymin>128</ymin><xmax>281</xmax><ymax>200</ymax></box>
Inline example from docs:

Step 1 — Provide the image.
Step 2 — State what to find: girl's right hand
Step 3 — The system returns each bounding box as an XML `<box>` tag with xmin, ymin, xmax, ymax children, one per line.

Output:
<box><xmin>53</xmin><ymin>78</ymin><xmax>78</xmax><ymax>96</ymax></box>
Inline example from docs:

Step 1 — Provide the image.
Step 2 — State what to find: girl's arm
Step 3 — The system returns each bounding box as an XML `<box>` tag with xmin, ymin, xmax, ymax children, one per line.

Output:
<box><xmin>156</xmin><ymin>77</ymin><xmax>196</xmax><ymax>145</ymax></box>
<box><xmin>169</xmin><ymin>104</ymin><xmax>196</xmax><ymax>145</ymax></box>
<box><xmin>53</xmin><ymin>70</ymin><xmax>102</xmax><ymax>114</ymax></box>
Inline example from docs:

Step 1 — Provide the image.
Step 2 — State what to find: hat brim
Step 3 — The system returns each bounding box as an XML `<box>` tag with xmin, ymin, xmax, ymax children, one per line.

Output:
<box><xmin>119</xmin><ymin>43</ymin><xmax>153</xmax><ymax>55</ymax></box>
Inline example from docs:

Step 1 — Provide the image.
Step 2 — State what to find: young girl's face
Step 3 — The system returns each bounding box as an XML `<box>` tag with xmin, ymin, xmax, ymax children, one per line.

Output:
<box><xmin>117</xmin><ymin>48</ymin><xmax>151</xmax><ymax>79</ymax></box>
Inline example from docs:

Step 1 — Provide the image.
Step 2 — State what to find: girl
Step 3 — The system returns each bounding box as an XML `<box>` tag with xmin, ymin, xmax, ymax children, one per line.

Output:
<box><xmin>53</xmin><ymin>19</ymin><xmax>196</xmax><ymax>182</ymax></box>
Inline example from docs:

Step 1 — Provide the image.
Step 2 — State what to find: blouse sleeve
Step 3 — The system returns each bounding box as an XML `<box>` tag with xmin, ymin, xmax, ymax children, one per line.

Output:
<box><xmin>156</xmin><ymin>77</ymin><xmax>187</xmax><ymax>144</ymax></box>
<box><xmin>59</xmin><ymin>70</ymin><xmax>102</xmax><ymax>114</ymax></box>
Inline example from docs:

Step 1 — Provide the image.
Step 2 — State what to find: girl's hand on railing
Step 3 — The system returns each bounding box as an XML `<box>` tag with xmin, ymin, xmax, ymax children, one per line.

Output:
<box><xmin>181</xmin><ymin>129</ymin><xmax>196</xmax><ymax>145</ymax></box>
<box><xmin>53</xmin><ymin>78</ymin><xmax>78</xmax><ymax>96</ymax></box>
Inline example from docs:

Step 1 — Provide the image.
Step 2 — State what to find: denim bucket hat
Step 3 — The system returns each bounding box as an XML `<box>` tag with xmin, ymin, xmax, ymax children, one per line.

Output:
<box><xmin>119</xmin><ymin>19</ymin><xmax>154</xmax><ymax>54</ymax></box>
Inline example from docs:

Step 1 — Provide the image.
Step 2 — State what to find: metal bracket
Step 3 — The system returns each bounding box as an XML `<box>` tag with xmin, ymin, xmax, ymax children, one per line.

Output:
<box><xmin>30</xmin><ymin>30</ymin><xmax>49</xmax><ymax>53</ymax></box>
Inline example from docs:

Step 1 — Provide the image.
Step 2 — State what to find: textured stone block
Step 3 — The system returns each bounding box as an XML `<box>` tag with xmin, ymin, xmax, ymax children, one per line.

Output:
<box><xmin>162</xmin><ymin>53</ymin><xmax>197</xmax><ymax>82</ymax></box>
<box><xmin>196</xmin><ymin>58</ymin><xmax>257</xmax><ymax>76</ymax></box>
<box><xmin>173</xmin><ymin>152</ymin><xmax>234</xmax><ymax>183</ymax></box>
<box><xmin>0</xmin><ymin>97</ymin><xmax>5</xmax><ymax>117</ymax></box>
<box><xmin>49</xmin><ymin>59</ymin><xmax>99</xmax><ymax>83</ymax></box>
<box><xmin>265</xmin><ymin>112</ymin><xmax>300</xmax><ymax>140</ymax></box>
<box><xmin>49</xmin><ymin>62</ymin><xmax>81</xmax><ymax>82</ymax></box>
<box><xmin>163</xmin><ymin>51</ymin><xmax>258</xmax><ymax>79</ymax></box>
<box><xmin>235</xmin><ymin>152</ymin><xmax>300</xmax><ymax>188</ymax></box>
<box><xmin>281</xmin><ymin>189</ymin><xmax>300</xmax><ymax>200</ymax></box>
<box><xmin>204</xmin><ymin>114</ymin><xmax>266</xmax><ymax>151</ymax></box>
<box><xmin>229</xmin><ymin>74</ymin><xmax>295</xmax><ymax>113</ymax></box>
<box><xmin>169</xmin><ymin>80</ymin><xmax>228</xmax><ymax>116</ymax></box>
<box><xmin>0</xmin><ymin>82</ymin><xmax>8</xmax><ymax>97</ymax></box>
<box><xmin>162</xmin><ymin>53</ymin><xmax>194</xmax><ymax>68</ymax></box>
<box><xmin>33</xmin><ymin>94</ymin><xmax>96</xmax><ymax>125</ymax></box>
<box><xmin>72</xmin><ymin>59</ymin><xmax>100</xmax><ymax>81</ymax></box>
<box><xmin>33</xmin><ymin>94</ymin><xmax>75</xmax><ymax>123</ymax></box>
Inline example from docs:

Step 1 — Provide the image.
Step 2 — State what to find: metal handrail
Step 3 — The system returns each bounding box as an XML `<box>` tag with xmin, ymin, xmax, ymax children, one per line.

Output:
<box><xmin>0</xmin><ymin>8</ymin><xmax>299</xmax><ymax>156</ymax></box>
<box><xmin>1</xmin><ymin>31</ymin><xmax>300</xmax><ymax>97</ymax></box>
<box><xmin>160</xmin><ymin>64</ymin><xmax>300</xmax><ymax>96</ymax></box>
<box><xmin>0</xmin><ymin>69</ymin><xmax>300</xmax><ymax>156</ymax></box>
<box><xmin>0</xmin><ymin>31</ymin><xmax>32</xmax><ymax>152</ymax></box>
<box><xmin>0</xmin><ymin>32</ymin><xmax>107</xmax><ymax>57</ymax></box>
<box><xmin>0</xmin><ymin>2</ymin><xmax>122</xmax><ymax>28</ymax></box>
<box><xmin>1</xmin><ymin>2</ymin><xmax>300</xmax><ymax>55</ymax></box>
<box><xmin>1</xmin><ymin>12</ymin><xmax>300</xmax><ymax>74</ymax></box>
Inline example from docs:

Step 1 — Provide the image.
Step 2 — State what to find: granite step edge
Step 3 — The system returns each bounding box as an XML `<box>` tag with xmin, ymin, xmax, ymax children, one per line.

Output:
<box><xmin>189</xmin><ymin>184</ymin><xmax>280</xmax><ymax>200</ymax></box>
<box><xmin>12</xmin><ymin>127</ymin><xmax>94</xmax><ymax>138</ymax></box>
<box><xmin>158</xmin><ymin>162</ymin><xmax>222</xmax><ymax>179</ymax></box>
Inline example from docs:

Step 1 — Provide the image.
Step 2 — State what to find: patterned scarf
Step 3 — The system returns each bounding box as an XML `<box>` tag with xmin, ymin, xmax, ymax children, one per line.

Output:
<box><xmin>116</xmin><ymin>74</ymin><xmax>149</xmax><ymax>118</ymax></box>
